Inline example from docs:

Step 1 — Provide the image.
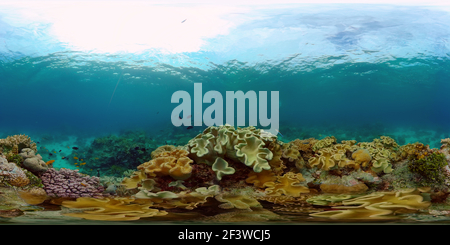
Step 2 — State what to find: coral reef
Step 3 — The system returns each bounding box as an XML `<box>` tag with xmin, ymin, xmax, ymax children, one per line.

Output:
<box><xmin>41</xmin><ymin>168</ymin><xmax>106</xmax><ymax>198</ymax></box>
<box><xmin>82</xmin><ymin>131</ymin><xmax>156</xmax><ymax>176</ymax></box>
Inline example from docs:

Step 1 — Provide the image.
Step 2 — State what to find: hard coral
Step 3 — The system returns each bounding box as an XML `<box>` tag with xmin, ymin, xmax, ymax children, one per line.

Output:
<box><xmin>310</xmin><ymin>188</ymin><xmax>430</xmax><ymax>220</ymax></box>
<box><xmin>41</xmin><ymin>168</ymin><xmax>106</xmax><ymax>198</ymax></box>
<box><xmin>138</xmin><ymin>148</ymin><xmax>193</xmax><ymax>180</ymax></box>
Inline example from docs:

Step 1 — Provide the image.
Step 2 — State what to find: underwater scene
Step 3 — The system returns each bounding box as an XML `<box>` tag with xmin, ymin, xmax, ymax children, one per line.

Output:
<box><xmin>1</xmin><ymin>0</ymin><xmax>450</xmax><ymax>227</ymax></box>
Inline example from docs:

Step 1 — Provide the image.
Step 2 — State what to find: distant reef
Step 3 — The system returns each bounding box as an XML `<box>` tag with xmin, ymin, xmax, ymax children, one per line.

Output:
<box><xmin>1</xmin><ymin>126</ymin><xmax>450</xmax><ymax>222</ymax></box>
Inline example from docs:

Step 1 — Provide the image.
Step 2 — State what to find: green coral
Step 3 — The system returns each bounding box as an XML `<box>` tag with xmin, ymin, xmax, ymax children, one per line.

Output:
<box><xmin>408</xmin><ymin>152</ymin><xmax>448</xmax><ymax>185</ymax></box>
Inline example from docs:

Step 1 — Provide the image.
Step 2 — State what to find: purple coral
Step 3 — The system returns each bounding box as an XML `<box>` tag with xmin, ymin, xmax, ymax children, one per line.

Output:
<box><xmin>42</xmin><ymin>168</ymin><xmax>106</xmax><ymax>198</ymax></box>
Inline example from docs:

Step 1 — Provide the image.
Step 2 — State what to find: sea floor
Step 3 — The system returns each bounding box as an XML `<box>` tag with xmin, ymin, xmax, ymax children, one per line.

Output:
<box><xmin>2</xmin><ymin>125</ymin><xmax>450</xmax><ymax>225</ymax></box>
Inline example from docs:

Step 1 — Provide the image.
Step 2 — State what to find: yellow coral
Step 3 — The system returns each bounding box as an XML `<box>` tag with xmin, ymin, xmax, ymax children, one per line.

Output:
<box><xmin>265</xmin><ymin>172</ymin><xmax>309</xmax><ymax>197</ymax></box>
<box><xmin>320</xmin><ymin>183</ymin><xmax>368</xmax><ymax>194</ymax></box>
<box><xmin>215</xmin><ymin>193</ymin><xmax>262</xmax><ymax>209</ymax></box>
<box><xmin>138</xmin><ymin>149</ymin><xmax>193</xmax><ymax>180</ymax></box>
<box><xmin>187</xmin><ymin>125</ymin><xmax>275</xmax><ymax>172</ymax></box>
<box><xmin>245</xmin><ymin>170</ymin><xmax>277</xmax><ymax>188</ymax></box>
<box><xmin>351</xmin><ymin>149</ymin><xmax>372</xmax><ymax>167</ymax></box>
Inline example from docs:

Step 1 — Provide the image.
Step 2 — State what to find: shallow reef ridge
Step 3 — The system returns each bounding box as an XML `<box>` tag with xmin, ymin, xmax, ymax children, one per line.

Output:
<box><xmin>2</xmin><ymin>126</ymin><xmax>450</xmax><ymax>223</ymax></box>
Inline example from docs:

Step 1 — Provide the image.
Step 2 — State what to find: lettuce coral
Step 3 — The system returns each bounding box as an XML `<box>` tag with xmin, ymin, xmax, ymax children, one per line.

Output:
<box><xmin>187</xmin><ymin>125</ymin><xmax>275</xmax><ymax>173</ymax></box>
<box><xmin>265</xmin><ymin>172</ymin><xmax>310</xmax><ymax>197</ymax></box>
<box><xmin>310</xmin><ymin>188</ymin><xmax>431</xmax><ymax>220</ymax></box>
<box><xmin>138</xmin><ymin>148</ymin><xmax>193</xmax><ymax>180</ymax></box>
<box><xmin>211</xmin><ymin>157</ymin><xmax>235</xmax><ymax>180</ymax></box>
<box><xmin>245</xmin><ymin>170</ymin><xmax>277</xmax><ymax>188</ymax></box>
<box><xmin>0</xmin><ymin>135</ymin><xmax>37</xmax><ymax>154</ymax></box>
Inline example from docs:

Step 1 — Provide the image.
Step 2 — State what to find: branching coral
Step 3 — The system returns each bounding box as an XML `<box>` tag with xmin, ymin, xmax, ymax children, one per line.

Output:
<box><xmin>0</xmin><ymin>135</ymin><xmax>37</xmax><ymax>154</ymax></box>
<box><xmin>138</xmin><ymin>148</ymin><xmax>193</xmax><ymax>180</ymax></box>
<box><xmin>61</xmin><ymin>197</ymin><xmax>168</xmax><ymax>221</ymax></box>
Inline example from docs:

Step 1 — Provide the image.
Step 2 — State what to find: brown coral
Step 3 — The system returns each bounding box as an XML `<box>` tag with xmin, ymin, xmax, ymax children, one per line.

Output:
<box><xmin>352</xmin><ymin>149</ymin><xmax>372</xmax><ymax>168</ymax></box>
<box><xmin>265</xmin><ymin>172</ymin><xmax>310</xmax><ymax>197</ymax></box>
<box><xmin>18</xmin><ymin>187</ymin><xmax>48</xmax><ymax>205</ymax></box>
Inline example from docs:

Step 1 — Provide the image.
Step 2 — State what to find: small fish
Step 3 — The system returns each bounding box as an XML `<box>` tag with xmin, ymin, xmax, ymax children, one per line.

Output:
<box><xmin>275</xmin><ymin>129</ymin><xmax>284</xmax><ymax>137</ymax></box>
<box><xmin>80</xmin><ymin>159</ymin><xmax>83</xmax><ymax>161</ymax></box>
<box><xmin>62</xmin><ymin>156</ymin><xmax>66</xmax><ymax>159</ymax></box>
<box><xmin>134</xmin><ymin>147</ymin><xmax>140</xmax><ymax>150</ymax></box>
<box><xmin>181</xmin><ymin>19</ymin><xmax>187</xmax><ymax>23</ymax></box>
<box><xmin>49</xmin><ymin>153</ymin><xmax>53</xmax><ymax>156</ymax></box>
<box><xmin>53</xmin><ymin>151</ymin><xmax>56</xmax><ymax>153</ymax></box>
<box><xmin>73</xmin><ymin>157</ymin><xmax>78</xmax><ymax>160</ymax></box>
<box><xmin>72</xmin><ymin>147</ymin><xmax>79</xmax><ymax>150</ymax></box>
<box><xmin>80</xmin><ymin>162</ymin><xmax>86</xmax><ymax>165</ymax></box>
<box><xmin>74</xmin><ymin>162</ymin><xmax>78</xmax><ymax>165</ymax></box>
<box><xmin>141</xmin><ymin>148</ymin><xmax>146</xmax><ymax>152</ymax></box>
<box><xmin>59</xmin><ymin>150</ymin><xmax>61</xmax><ymax>152</ymax></box>
<box><xmin>67</xmin><ymin>146</ymin><xmax>70</xmax><ymax>149</ymax></box>
<box><xmin>46</xmin><ymin>160</ymin><xmax>55</xmax><ymax>165</ymax></box>
<box><xmin>76</xmin><ymin>165</ymin><xmax>79</xmax><ymax>168</ymax></box>
<box><xmin>80</xmin><ymin>182</ymin><xmax>87</xmax><ymax>187</ymax></box>
<box><xmin>97</xmin><ymin>169</ymin><xmax>100</xmax><ymax>177</ymax></box>
<box><xmin>94</xmin><ymin>157</ymin><xmax>99</xmax><ymax>160</ymax></box>
<box><xmin>36</xmin><ymin>141</ymin><xmax>40</xmax><ymax>144</ymax></box>
<box><xmin>187</xmin><ymin>126</ymin><xmax>193</xmax><ymax>129</ymax></box>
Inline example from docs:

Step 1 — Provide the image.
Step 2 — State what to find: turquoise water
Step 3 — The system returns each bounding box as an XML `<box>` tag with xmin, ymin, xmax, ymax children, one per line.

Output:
<box><xmin>1</xmin><ymin>2</ymin><xmax>450</xmax><ymax>224</ymax></box>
